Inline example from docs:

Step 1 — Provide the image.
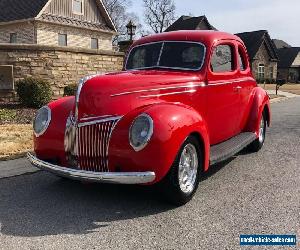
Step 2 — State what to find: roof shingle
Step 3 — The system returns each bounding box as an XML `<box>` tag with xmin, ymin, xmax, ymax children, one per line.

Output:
<box><xmin>165</xmin><ymin>15</ymin><xmax>216</xmax><ymax>32</ymax></box>
<box><xmin>235</xmin><ymin>30</ymin><xmax>278</xmax><ymax>61</ymax></box>
<box><xmin>0</xmin><ymin>0</ymin><xmax>49</xmax><ymax>22</ymax></box>
<box><xmin>277</xmin><ymin>47</ymin><xmax>300</xmax><ymax>68</ymax></box>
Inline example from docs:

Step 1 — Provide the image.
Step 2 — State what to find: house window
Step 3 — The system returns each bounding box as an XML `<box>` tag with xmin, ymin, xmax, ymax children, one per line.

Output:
<box><xmin>73</xmin><ymin>0</ymin><xmax>84</xmax><ymax>15</ymax></box>
<box><xmin>211</xmin><ymin>44</ymin><xmax>235</xmax><ymax>73</ymax></box>
<box><xmin>10</xmin><ymin>33</ymin><xmax>17</xmax><ymax>43</ymax></box>
<box><xmin>269</xmin><ymin>66</ymin><xmax>274</xmax><ymax>79</ymax></box>
<box><xmin>91</xmin><ymin>38</ymin><xmax>98</xmax><ymax>49</ymax></box>
<box><xmin>58</xmin><ymin>34</ymin><xmax>67</xmax><ymax>46</ymax></box>
<box><xmin>258</xmin><ymin>64</ymin><xmax>265</xmax><ymax>79</ymax></box>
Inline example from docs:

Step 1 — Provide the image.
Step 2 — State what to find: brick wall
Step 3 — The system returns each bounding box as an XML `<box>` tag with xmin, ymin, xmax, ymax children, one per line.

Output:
<box><xmin>36</xmin><ymin>22</ymin><xmax>113</xmax><ymax>50</ymax></box>
<box><xmin>0</xmin><ymin>44</ymin><xmax>124</xmax><ymax>102</ymax></box>
<box><xmin>0</xmin><ymin>22</ymin><xmax>35</xmax><ymax>44</ymax></box>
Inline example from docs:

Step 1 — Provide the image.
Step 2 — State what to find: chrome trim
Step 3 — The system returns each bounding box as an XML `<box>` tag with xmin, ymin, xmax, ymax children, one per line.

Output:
<box><xmin>125</xmin><ymin>40</ymin><xmax>207</xmax><ymax>72</ymax></box>
<box><xmin>27</xmin><ymin>153</ymin><xmax>156</xmax><ymax>184</ymax></box>
<box><xmin>78</xmin><ymin>116</ymin><xmax>123</xmax><ymax>128</ymax></box>
<box><xmin>207</xmin><ymin>77</ymin><xmax>255</xmax><ymax>86</ymax></box>
<box><xmin>80</xmin><ymin>115</ymin><xmax>116</xmax><ymax>121</ymax></box>
<box><xmin>75</xmin><ymin>74</ymin><xmax>103</xmax><ymax>122</ymax></box>
<box><xmin>129</xmin><ymin>113</ymin><xmax>154</xmax><ymax>152</ymax></box>
<box><xmin>140</xmin><ymin>89</ymin><xmax>196</xmax><ymax>98</ymax></box>
<box><xmin>34</xmin><ymin>106</ymin><xmax>51</xmax><ymax>137</ymax></box>
<box><xmin>111</xmin><ymin>82</ymin><xmax>206</xmax><ymax>97</ymax></box>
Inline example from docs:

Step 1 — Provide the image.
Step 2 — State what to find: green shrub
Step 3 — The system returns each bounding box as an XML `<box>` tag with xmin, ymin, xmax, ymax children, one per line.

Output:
<box><xmin>16</xmin><ymin>77</ymin><xmax>53</xmax><ymax>108</ymax></box>
<box><xmin>63</xmin><ymin>84</ymin><xmax>78</xmax><ymax>97</ymax></box>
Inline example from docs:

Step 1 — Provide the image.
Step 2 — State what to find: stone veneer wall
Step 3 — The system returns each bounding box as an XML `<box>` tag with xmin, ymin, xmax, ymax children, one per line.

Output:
<box><xmin>0</xmin><ymin>22</ymin><xmax>35</xmax><ymax>44</ymax></box>
<box><xmin>36</xmin><ymin>22</ymin><xmax>113</xmax><ymax>50</ymax></box>
<box><xmin>251</xmin><ymin>42</ymin><xmax>278</xmax><ymax>80</ymax></box>
<box><xmin>0</xmin><ymin>44</ymin><xmax>124</xmax><ymax>102</ymax></box>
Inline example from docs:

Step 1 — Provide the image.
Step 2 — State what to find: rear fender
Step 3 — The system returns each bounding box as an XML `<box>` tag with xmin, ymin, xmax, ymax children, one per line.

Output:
<box><xmin>109</xmin><ymin>103</ymin><xmax>210</xmax><ymax>183</ymax></box>
<box><xmin>244</xmin><ymin>87</ymin><xmax>271</xmax><ymax>136</ymax></box>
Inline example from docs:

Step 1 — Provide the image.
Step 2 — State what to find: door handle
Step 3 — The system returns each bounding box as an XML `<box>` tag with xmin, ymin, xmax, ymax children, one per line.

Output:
<box><xmin>234</xmin><ymin>86</ymin><xmax>242</xmax><ymax>92</ymax></box>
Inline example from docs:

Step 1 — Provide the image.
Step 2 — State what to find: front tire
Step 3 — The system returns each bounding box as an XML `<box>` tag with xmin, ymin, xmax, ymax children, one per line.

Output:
<box><xmin>159</xmin><ymin>136</ymin><xmax>202</xmax><ymax>206</ymax></box>
<box><xmin>248</xmin><ymin>111</ymin><xmax>267</xmax><ymax>152</ymax></box>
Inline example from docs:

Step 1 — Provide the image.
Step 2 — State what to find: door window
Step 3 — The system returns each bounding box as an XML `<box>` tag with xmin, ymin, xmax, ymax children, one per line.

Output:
<box><xmin>238</xmin><ymin>48</ymin><xmax>247</xmax><ymax>71</ymax></box>
<box><xmin>211</xmin><ymin>45</ymin><xmax>234</xmax><ymax>73</ymax></box>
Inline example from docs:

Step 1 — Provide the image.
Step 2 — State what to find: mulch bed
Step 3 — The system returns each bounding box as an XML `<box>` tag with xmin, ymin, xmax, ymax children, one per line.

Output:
<box><xmin>0</xmin><ymin>102</ymin><xmax>37</xmax><ymax>125</ymax></box>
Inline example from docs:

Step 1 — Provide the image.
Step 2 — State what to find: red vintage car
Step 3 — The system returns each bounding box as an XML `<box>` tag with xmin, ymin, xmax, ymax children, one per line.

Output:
<box><xmin>28</xmin><ymin>31</ymin><xmax>271</xmax><ymax>205</ymax></box>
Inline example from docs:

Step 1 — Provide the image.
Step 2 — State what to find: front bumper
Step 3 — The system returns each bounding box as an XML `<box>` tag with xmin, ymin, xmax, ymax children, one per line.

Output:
<box><xmin>27</xmin><ymin>153</ymin><xmax>156</xmax><ymax>184</ymax></box>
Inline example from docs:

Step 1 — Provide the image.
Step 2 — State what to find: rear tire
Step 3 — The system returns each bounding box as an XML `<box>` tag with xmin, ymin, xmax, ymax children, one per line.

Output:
<box><xmin>159</xmin><ymin>136</ymin><xmax>202</xmax><ymax>206</ymax></box>
<box><xmin>248</xmin><ymin>111</ymin><xmax>267</xmax><ymax>152</ymax></box>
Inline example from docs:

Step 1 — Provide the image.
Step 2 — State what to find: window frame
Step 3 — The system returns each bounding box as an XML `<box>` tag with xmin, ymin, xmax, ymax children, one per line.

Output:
<box><xmin>58</xmin><ymin>33</ymin><xmax>68</xmax><ymax>47</ymax></box>
<box><xmin>209</xmin><ymin>42</ymin><xmax>237</xmax><ymax>75</ymax></box>
<box><xmin>91</xmin><ymin>38</ymin><xmax>99</xmax><ymax>49</ymax></box>
<box><xmin>258</xmin><ymin>63</ymin><xmax>265</xmax><ymax>79</ymax></box>
<box><xmin>125</xmin><ymin>40</ymin><xmax>207</xmax><ymax>72</ymax></box>
<box><xmin>237</xmin><ymin>46</ymin><xmax>249</xmax><ymax>72</ymax></box>
<box><xmin>10</xmin><ymin>33</ymin><xmax>17</xmax><ymax>44</ymax></box>
<box><xmin>72</xmin><ymin>0</ymin><xmax>84</xmax><ymax>15</ymax></box>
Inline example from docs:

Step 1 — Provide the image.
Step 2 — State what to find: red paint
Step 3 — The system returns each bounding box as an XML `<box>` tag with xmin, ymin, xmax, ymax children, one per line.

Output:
<box><xmin>33</xmin><ymin>31</ymin><xmax>270</xmax><ymax>184</ymax></box>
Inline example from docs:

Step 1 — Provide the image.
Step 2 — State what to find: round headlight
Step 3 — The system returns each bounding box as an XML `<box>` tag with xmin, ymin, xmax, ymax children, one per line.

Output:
<box><xmin>33</xmin><ymin>106</ymin><xmax>51</xmax><ymax>137</ymax></box>
<box><xmin>129</xmin><ymin>114</ymin><xmax>154</xmax><ymax>151</ymax></box>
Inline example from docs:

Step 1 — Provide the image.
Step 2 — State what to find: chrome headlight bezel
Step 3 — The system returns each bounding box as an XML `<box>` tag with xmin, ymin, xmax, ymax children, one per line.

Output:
<box><xmin>33</xmin><ymin>106</ymin><xmax>51</xmax><ymax>137</ymax></box>
<box><xmin>129</xmin><ymin>113</ymin><xmax>154</xmax><ymax>152</ymax></box>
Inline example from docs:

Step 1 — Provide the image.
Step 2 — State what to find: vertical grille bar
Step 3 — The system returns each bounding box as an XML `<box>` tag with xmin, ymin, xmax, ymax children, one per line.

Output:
<box><xmin>76</xmin><ymin>118</ymin><xmax>119</xmax><ymax>172</ymax></box>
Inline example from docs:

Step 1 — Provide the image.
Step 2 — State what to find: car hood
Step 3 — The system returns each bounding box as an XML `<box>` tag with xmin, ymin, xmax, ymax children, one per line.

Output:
<box><xmin>77</xmin><ymin>70</ymin><xmax>203</xmax><ymax>119</ymax></box>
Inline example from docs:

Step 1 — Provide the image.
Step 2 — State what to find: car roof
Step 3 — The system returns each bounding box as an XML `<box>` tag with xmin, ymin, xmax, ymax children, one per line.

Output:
<box><xmin>133</xmin><ymin>30</ymin><xmax>244</xmax><ymax>47</ymax></box>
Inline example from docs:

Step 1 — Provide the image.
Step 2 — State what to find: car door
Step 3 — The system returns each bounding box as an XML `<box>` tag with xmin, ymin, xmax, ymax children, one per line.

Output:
<box><xmin>205</xmin><ymin>41</ymin><xmax>241</xmax><ymax>145</ymax></box>
<box><xmin>235</xmin><ymin>43</ymin><xmax>257</xmax><ymax>132</ymax></box>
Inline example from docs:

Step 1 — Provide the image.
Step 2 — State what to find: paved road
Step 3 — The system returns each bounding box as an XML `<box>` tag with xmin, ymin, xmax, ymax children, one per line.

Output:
<box><xmin>0</xmin><ymin>98</ymin><xmax>299</xmax><ymax>250</ymax></box>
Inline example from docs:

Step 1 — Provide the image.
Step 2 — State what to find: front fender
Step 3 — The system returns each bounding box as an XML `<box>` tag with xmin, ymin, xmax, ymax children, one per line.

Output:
<box><xmin>34</xmin><ymin>96</ymin><xmax>75</xmax><ymax>165</ymax></box>
<box><xmin>108</xmin><ymin>103</ymin><xmax>210</xmax><ymax>184</ymax></box>
<box><xmin>245</xmin><ymin>87</ymin><xmax>271</xmax><ymax>136</ymax></box>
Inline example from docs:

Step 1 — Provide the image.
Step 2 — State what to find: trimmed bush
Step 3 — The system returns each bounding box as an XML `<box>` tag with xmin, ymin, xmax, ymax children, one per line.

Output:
<box><xmin>63</xmin><ymin>84</ymin><xmax>78</xmax><ymax>97</ymax></box>
<box><xmin>16</xmin><ymin>77</ymin><xmax>53</xmax><ymax>108</ymax></box>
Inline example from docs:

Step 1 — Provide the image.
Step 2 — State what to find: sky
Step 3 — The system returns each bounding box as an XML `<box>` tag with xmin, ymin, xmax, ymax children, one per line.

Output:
<box><xmin>129</xmin><ymin>0</ymin><xmax>300</xmax><ymax>46</ymax></box>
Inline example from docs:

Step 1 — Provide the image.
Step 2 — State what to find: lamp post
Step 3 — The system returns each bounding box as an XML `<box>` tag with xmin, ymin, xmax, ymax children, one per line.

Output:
<box><xmin>126</xmin><ymin>20</ymin><xmax>136</xmax><ymax>42</ymax></box>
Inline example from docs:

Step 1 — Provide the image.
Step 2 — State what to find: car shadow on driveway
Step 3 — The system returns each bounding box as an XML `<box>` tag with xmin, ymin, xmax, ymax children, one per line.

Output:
<box><xmin>0</xmin><ymin>155</ymin><xmax>237</xmax><ymax>238</ymax></box>
<box><xmin>0</xmin><ymin>171</ymin><xmax>176</xmax><ymax>237</ymax></box>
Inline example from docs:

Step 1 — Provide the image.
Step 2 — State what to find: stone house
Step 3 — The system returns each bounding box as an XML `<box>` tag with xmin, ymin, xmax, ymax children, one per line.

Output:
<box><xmin>236</xmin><ymin>30</ymin><xmax>279</xmax><ymax>81</ymax></box>
<box><xmin>277</xmin><ymin>47</ymin><xmax>300</xmax><ymax>82</ymax></box>
<box><xmin>165</xmin><ymin>15</ymin><xmax>216</xmax><ymax>32</ymax></box>
<box><xmin>0</xmin><ymin>0</ymin><xmax>117</xmax><ymax>50</ymax></box>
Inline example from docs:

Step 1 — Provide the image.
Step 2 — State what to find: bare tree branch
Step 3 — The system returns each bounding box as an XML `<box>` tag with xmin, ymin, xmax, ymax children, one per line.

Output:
<box><xmin>143</xmin><ymin>0</ymin><xmax>176</xmax><ymax>33</ymax></box>
<box><xmin>103</xmin><ymin>0</ymin><xmax>142</xmax><ymax>43</ymax></box>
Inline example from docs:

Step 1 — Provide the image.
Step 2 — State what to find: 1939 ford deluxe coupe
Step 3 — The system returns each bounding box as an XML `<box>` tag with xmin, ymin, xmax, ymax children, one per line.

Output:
<box><xmin>28</xmin><ymin>31</ymin><xmax>271</xmax><ymax>205</ymax></box>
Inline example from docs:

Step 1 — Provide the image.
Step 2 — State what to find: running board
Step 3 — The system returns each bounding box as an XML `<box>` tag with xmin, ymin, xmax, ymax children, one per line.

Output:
<box><xmin>210</xmin><ymin>132</ymin><xmax>257</xmax><ymax>165</ymax></box>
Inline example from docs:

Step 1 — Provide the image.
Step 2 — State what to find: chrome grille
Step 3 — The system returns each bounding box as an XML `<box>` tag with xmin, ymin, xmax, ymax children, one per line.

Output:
<box><xmin>77</xmin><ymin>119</ymin><xmax>119</xmax><ymax>172</ymax></box>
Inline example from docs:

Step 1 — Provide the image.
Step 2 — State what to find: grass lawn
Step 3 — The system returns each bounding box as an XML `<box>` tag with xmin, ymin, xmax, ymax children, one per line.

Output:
<box><xmin>0</xmin><ymin>124</ymin><xmax>33</xmax><ymax>160</ymax></box>
<box><xmin>259</xmin><ymin>83</ymin><xmax>300</xmax><ymax>95</ymax></box>
<box><xmin>0</xmin><ymin>103</ymin><xmax>36</xmax><ymax>160</ymax></box>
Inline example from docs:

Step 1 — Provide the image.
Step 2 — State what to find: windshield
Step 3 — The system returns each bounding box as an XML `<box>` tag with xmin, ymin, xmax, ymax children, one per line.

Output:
<box><xmin>126</xmin><ymin>41</ymin><xmax>205</xmax><ymax>71</ymax></box>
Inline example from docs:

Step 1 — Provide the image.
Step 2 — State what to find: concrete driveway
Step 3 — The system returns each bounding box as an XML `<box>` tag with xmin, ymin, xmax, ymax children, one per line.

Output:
<box><xmin>0</xmin><ymin>97</ymin><xmax>299</xmax><ymax>249</ymax></box>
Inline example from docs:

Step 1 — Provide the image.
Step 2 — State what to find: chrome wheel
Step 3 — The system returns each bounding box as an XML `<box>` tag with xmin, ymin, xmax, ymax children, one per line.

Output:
<box><xmin>178</xmin><ymin>143</ymin><xmax>198</xmax><ymax>194</ymax></box>
<box><xmin>258</xmin><ymin>116</ymin><xmax>265</xmax><ymax>143</ymax></box>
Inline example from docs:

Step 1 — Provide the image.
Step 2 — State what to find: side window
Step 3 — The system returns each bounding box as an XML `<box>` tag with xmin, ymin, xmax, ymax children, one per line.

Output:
<box><xmin>211</xmin><ymin>44</ymin><xmax>234</xmax><ymax>73</ymax></box>
<box><xmin>238</xmin><ymin>48</ymin><xmax>247</xmax><ymax>71</ymax></box>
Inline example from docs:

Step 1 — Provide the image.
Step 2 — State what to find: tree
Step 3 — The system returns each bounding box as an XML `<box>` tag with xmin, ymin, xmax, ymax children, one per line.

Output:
<box><xmin>103</xmin><ymin>0</ymin><xmax>142</xmax><ymax>43</ymax></box>
<box><xmin>143</xmin><ymin>0</ymin><xmax>176</xmax><ymax>33</ymax></box>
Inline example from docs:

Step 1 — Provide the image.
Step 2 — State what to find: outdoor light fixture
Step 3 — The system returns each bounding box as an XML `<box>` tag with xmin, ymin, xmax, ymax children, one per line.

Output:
<box><xmin>126</xmin><ymin>20</ymin><xmax>136</xmax><ymax>41</ymax></box>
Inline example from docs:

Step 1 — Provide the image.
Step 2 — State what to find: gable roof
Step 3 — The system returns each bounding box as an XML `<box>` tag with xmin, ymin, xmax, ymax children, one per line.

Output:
<box><xmin>277</xmin><ymin>47</ymin><xmax>300</xmax><ymax>68</ymax></box>
<box><xmin>0</xmin><ymin>0</ymin><xmax>49</xmax><ymax>22</ymax></box>
<box><xmin>235</xmin><ymin>30</ymin><xmax>278</xmax><ymax>61</ymax></box>
<box><xmin>273</xmin><ymin>39</ymin><xmax>291</xmax><ymax>49</ymax></box>
<box><xmin>165</xmin><ymin>15</ymin><xmax>217</xmax><ymax>32</ymax></box>
<box><xmin>0</xmin><ymin>0</ymin><xmax>116</xmax><ymax>32</ymax></box>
